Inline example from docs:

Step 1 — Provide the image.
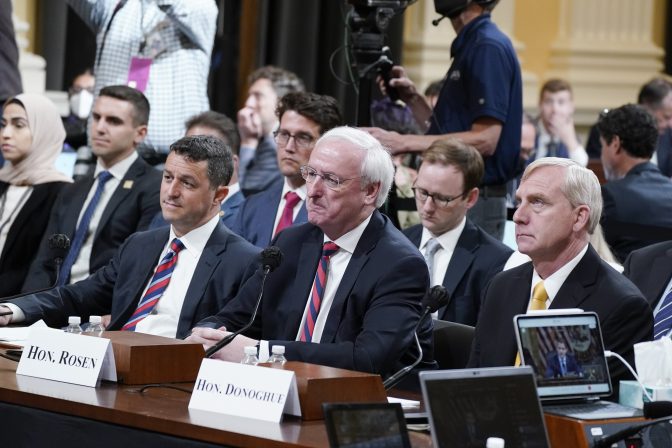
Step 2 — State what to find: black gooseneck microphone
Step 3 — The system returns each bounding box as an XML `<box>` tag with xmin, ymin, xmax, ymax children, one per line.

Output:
<box><xmin>205</xmin><ymin>246</ymin><xmax>283</xmax><ymax>358</ymax></box>
<box><xmin>0</xmin><ymin>234</ymin><xmax>70</xmax><ymax>303</ymax></box>
<box><xmin>383</xmin><ymin>285</ymin><xmax>451</xmax><ymax>390</ymax></box>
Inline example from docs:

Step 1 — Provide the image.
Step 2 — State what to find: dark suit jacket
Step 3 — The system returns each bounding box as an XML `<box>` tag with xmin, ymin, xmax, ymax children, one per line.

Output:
<box><xmin>11</xmin><ymin>223</ymin><xmax>261</xmax><ymax>339</ymax></box>
<box><xmin>601</xmin><ymin>162</ymin><xmax>672</xmax><ymax>262</ymax></box>
<box><xmin>404</xmin><ymin>220</ymin><xmax>512</xmax><ymax>325</ymax></box>
<box><xmin>468</xmin><ymin>245</ymin><xmax>652</xmax><ymax>389</ymax></box>
<box><xmin>623</xmin><ymin>240</ymin><xmax>672</xmax><ymax>309</ymax></box>
<box><xmin>149</xmin><ymin>190</ymin><xmax>245</xmax><ymax>230</ymax></box>
<box><xmin>0</xmin><ymin>181</ymin><xmax>67</xmax><ymax>296</ymax></box>
<box><xmin>240</xmin><ymin>136</ymin><xmax>282</xmax><ymax>196</ymax></box>
<box><xmin>22</xmin><ymin>157</ymin><xmax>162</xmax><ymax>291</ymax></box>
<box><xmin>198</xmin><ymin>211</ymin><xmax>435</xmax><ymax>377</ymax></box>
<box><xmin>655</xmin><ymin>129</ymin><xmax>672</xmax><ymax>178</ymax></box>
<box><xmin>545</xmin><ymin>353</ymin><xmax>582</xmax><ymax>379</ymax></box>
<box><xmin>232</xmin><ymin>178</ymin><xmax>308</xmax><ymax>248</ymax></box>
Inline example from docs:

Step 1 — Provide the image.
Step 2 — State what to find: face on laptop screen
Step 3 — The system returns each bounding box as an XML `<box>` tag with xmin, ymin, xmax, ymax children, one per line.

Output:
<box><xmin>421</xmin><ymin>368</ymin><xmax>549</xmax><ymax>448</ymax></box>
<box><xmin>516</xmin><ymin>313</ymin><xmax>611</xmax><ymax>398</ymax></box>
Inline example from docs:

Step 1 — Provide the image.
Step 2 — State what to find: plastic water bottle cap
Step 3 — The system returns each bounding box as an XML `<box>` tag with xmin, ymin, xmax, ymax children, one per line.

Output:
<box><xmin>89</xmin><ymin>316</ymin><xmax>102</xmax><ymax>324</ymax></box>
<box><xmin>486</xmin><ymin>437</ymin><xmax>505</xmax><ymax>448</ymax></box>
<box><xmin>244</xmin><ymin>346</ymin><xmax>257</xmax><ymax>355</ymax></box>
<box><xmin>68</xmin><ymin>316</ymin><xmax>81</xmax><ymax>325</ymax></box>
<box><xmin>271</xmin><ymin>345</ymin><xmax>285</xmax><ymax>354</ymax></box>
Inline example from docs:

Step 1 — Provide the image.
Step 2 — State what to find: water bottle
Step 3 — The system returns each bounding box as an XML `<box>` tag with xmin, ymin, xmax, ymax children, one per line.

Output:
<box><xmin>84</xmin><ymin>315</ymin><xmax>105</xmax><ymax>336</ymax></box>
<box><xmin>269</xmin><ymin>345</ymin><xmax>287</xmax><ymax>366</ymax></box>
<box><xmin>241</xmin><ymin>346</ymin><xmax>259</xmax><ymax>365</ymax></box>
<box><xmin>486</xmin><ymin>437</ymin><xmax>505</xmax><ymax>448</ymax></box>
<box><xmin>64</xmin><ymin>316</ymin><xmax>82</xmax><ymax>334</ymax></box>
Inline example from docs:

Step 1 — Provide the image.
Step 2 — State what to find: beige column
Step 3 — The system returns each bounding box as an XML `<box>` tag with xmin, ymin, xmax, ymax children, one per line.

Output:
<box><xmin>12</xmin><ymin>0</ymin><xmax>47</xmax><ymax>94</ymax></box>
<box><xmin>546</xmin><ymin>0</ymin><xmax>664</xmax><ymax>125</ymax></box>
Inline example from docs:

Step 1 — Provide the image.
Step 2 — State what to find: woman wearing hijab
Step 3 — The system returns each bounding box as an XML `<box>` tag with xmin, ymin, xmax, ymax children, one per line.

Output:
<box><xmin>0</xmin><ymin>93</ymin><xmax>73</xmax><ymax>296</ymax></box>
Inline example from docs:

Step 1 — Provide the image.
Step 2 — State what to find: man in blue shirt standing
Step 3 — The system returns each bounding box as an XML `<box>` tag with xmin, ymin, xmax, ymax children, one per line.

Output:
<box><xmin>366</xmin><ymin>0</ymin><xmax>522</xmax><ymax>241</ymax></box>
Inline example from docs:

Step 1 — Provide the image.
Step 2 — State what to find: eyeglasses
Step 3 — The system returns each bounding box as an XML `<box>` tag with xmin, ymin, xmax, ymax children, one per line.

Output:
<box><xmin>412</xmin><ymin>186</ymin><xmax>466</xmax><ymax>208</ymax></box>
<box><xmin>300</xmin><ymin>165</ymin><xmax>360</xmax><ymax>190</ymax></box>
<box><xmin>273</xmin><ymin>129</ymin><xmax>315</xmax><ymax>150</ymax></box>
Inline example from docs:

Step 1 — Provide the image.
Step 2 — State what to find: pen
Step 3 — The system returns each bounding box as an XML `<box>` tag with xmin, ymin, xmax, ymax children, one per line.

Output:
<box><xmin>0</xmin><ymin>311</ymin><xmax>12</xmax><ymax>317</ymax></box>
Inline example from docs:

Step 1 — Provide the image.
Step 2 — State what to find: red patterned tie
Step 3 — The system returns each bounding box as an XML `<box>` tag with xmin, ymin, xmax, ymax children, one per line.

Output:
<box><xmin>274</xmin><ymin>191</ymin><xmax>301</xmax><ymax>236</ymax></box>
<box><xmin>122</xmin><ymin>239</ymin><xmax>184</xmax><ymax>331</ymax></box>
<box><xmin>300</xmin><ymin>242</ymin><xmax>340</xmax><ymax>342</ymax></box>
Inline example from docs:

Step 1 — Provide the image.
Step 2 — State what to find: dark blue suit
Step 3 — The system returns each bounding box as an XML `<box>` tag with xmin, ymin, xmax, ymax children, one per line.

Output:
<box><xmin>149</xmin><ymin>190</ymin><xmax>245</xmax><ymax>230</ymax></box>
<box><xmin>11</xmin><ymin>223</ymin><xmax>261</xmax><ymax>339</ymax></box>
<box><xmin>404</xmin><ymin>219</ymin><xmax>512</xmax><ymax>325</ymax></box>
<box><xmin>231</xmin><ymin>178</ymin><xmax>307</xmax><ymax>248</ymax></box>
<box><xmin>545</xmin><ymin>353</ymin><xmax>582</xmax><ymax>379</ymax></box>
<box><xmin>198</xmin><ymin>211</ymin><xmax>435</xmax><ymax>377</ymax></box>
<box><xmin>601</xmin><ymin>162</ymin><xmax>672</xmax><ymax>262</ymax></box>
<box><xmin>22</xmin><ymin>157</ymin><xmax>162</xmax><ymax>291</ymax></box>
<box><xmin>624</xmin><ymin>240</ymin><xmax>672</xmax><ymax>310</ymax></box>
<box><xmin>468</xmin><ymin>245</ymin><xmax>652</xmax><ymax>392</ymax></box>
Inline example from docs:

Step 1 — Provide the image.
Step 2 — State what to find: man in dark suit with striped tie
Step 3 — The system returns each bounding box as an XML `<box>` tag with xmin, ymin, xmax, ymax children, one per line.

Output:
<box><xmin>188</xmin><ymin>127</ymin><xmax>435</xmax><ymax>378</ymax></box>
<box><xmin>0</xmin><ymin>136</ymin><xmax>260</xmax><ymax>339</ymax></box>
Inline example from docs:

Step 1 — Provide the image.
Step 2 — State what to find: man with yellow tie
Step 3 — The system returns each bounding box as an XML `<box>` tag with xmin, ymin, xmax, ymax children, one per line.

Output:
<box><xmin>467</xmin><ymin>157</ymin><xmax>652</xmax><ymax>393</ymax></box>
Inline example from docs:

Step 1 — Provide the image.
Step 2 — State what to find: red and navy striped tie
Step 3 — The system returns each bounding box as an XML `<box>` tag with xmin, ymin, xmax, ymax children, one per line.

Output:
<box><xmin>300</xmin><ymin>242</ymin><xmax>339</xmax><ymax>342</ymax></box>
<box><xmin>122</xmin><ymin>239</ymin><xmax>185</xmax><ymax>331</ymax></box>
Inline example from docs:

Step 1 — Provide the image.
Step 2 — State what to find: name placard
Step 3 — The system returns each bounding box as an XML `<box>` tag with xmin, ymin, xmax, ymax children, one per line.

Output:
<box><xmin>188</xmin><ymin>359</ymin><xmax>300</xmax><ymax>422</ymax></box>
<box><xmin>16</xmin><ymin>327</ymin><xmax>117</xmax><ymax>387</ymax></box>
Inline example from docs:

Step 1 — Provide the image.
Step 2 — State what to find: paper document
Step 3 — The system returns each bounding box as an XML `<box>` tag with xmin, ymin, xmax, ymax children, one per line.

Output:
<box><xmin>0</xmin><ymin>320</ymin><xmax>48</xmax><ymax>347</ymax></box>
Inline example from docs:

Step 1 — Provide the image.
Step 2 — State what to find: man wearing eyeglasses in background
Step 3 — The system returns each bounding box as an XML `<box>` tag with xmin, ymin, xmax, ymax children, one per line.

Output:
<box><xmin>403</xmin><ymin>139</ymin><xmax>512</xmax><ymax>326</ymax></box>
<box><xmin>231</xmin><ymin>92</ymin><xmax>342</xmax><ymax>248</ymax></box>
<box><xmin>188</xmin><ymin>126</ymin><xmax>434</xmax><ymax>381</ymax></box>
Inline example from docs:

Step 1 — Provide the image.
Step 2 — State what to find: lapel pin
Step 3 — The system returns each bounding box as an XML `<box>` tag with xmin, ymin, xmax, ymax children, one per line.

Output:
<box><xmin>123</xmin><ymin>180</ymin><xmax>134</xmax><ymax>189</ymax></box>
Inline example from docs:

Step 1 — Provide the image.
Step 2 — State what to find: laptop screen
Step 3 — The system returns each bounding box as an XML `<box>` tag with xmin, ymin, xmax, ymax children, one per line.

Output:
<box><xmin>514</xmin><ymin>312</ymin><xmax>611</xmax><ymax>400</ymax></box>
<box><xmin>419</xmin><ymin>367</ymin><xmax>549</xmax><ymax>448</ymax></box>
<box><xmin>323</xmin><ymin>402</ymin><xmax>411</xmax><ymax>448</ymax></box>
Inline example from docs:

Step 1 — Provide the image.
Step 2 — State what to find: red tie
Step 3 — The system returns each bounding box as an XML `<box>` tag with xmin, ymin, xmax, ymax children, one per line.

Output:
<box><xmin>300</xmin><ymin>242</ymin><xmax>340</xmax><ymax>342</ymax></box>
<box><xmin>274</xmin><ymin>191</ymin><xmax>301</xmax><ymax>236</ymax></box>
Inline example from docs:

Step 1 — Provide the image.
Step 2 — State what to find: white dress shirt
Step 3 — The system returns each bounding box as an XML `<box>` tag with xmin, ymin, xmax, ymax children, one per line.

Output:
<box><xmin>420</xmin><ymin>218</ymin><xmax>466</xmax><ymax>287</ymax></box>
<box><xmin>536</xmin><ymin>124</ymin><xmax>588</xmax><ymax>167</ymax></box>
<box><xmin>529</xmin><ymin>244</ymin><xmax>588</xmax><ymax>308</ymax></box>
<box><xmin>69</xmin><ymin>151</ymin><xmax>138</xmax><ymax>283</ymax></box>
<box><xmin>258</xmin><ymin>214</ymin><xmax>373</xmax><ymax>362</ymax></box>
<box><xmin>134</xmin><ymin>213</ymin><xmax>220</xmax><ymax>338</ymax></box>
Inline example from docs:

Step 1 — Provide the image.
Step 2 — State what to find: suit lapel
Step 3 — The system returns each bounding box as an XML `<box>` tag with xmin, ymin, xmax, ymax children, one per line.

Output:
<box><xmin>109</xmin><ymin>229</ymin><xmax>168</xmax><ymax>329</ymax></box>
<box><xmin>177</xmin><ymin>224</ymin><xmax>228</xmax><ymax>335</ymax></box>
<box><xmin>550</xmin><ymin>247</ymin><xmax>598</xmax><ymax>310</ymax></box>
<box><xmin>320</xmin><ymin>213</ymin><xmax>381</xmax><ymax>342</ymax></box>
<box><xmin>440</xmin><ymin>222</ymin><xmax>478</xmax><ymax>318</ymax></box>
<box><xmin>66</xmin><ymin>177</ymin><xmax>96</xmax><ymax>235</ymax></box>
<box><xmin>647</xmin><ymin>247</ymin><xmax>672</xmax><ymax>307</ymax></box>
<box><xmin>96</xmin><ymin>158</ymin><xmax>145</xmax><ymax>237</ymax></box>
<box><xmin>257</xmin><ymin>183</ymin><xmax>283</xmax><ymax>244</ymax></box>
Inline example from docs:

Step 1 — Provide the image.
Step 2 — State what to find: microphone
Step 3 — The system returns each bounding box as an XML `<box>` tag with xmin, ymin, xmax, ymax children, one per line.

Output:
<box><xmin>432</xmin><ymin>15</ymin><xmax>446</xmax><ymax>26</ymax></box>
<box><xmin>383</xmin><ymin>286</ymin><xmax>451</xmax><ymax>390</ymax></box>
<box><xmin>205</xmin><ymin>246</ymin><xmax>283</xmax><ymax>358</ymax></box>
<box><xmin>0</xmin><ymin>234</ymin><xmax>70</xmax><ymax>303</ymax></box>
<box><xmin>592</xmin><ymin>415</ymin><xmax>672</xmax><ymax>448</ymax></box>
<box><xmin>644</xmin><ymin>400</ymin><xmax>672</xmax><ymax>419</ymax></box>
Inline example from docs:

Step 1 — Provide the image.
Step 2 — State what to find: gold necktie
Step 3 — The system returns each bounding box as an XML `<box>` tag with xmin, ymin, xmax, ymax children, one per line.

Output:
<box><xmin>515</xmin><ymin>281</ymin><xmax>548</xmax><ymax>365</ymax></box>
<box><xmin>529</xmin><ymin>281</ymin><xmax>548</xmax><ymax>311</ymax></box>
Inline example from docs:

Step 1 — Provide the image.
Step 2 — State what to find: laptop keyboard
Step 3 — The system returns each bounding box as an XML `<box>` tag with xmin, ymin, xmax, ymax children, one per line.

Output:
<box><xmin>545</xmin><ymin>401</ymin><xmax>642</xmax><ymax>420</ymax></box>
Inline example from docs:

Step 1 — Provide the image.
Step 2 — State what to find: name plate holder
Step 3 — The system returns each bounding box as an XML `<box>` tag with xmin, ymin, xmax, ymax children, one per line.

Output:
<box><xmin>188</xmin><ymin>359</ymin><xmax>301</xmax><ymax>422</ymax></box>
<box><xmin>16</xmin><ymin>327</ymin><xmax>116</xmax><ymax>387</ymax></box>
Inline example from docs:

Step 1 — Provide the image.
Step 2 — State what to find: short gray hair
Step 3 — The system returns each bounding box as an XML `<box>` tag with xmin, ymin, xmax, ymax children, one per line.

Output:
<box><xmin>522</xmin><ymin>157</ymin><xmax>602</xmax><ymax>234</ymax></box>
<box><xmin>316</xmin><ymin>127</ymin><xmax>394</xmax><ymax>208</ymax></box>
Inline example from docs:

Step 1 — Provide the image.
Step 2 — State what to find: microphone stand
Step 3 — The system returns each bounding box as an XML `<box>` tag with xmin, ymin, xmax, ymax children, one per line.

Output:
<box><xmin>205</xmin><ymin>265</ymin><xmax>271</xmax><ymax>358</ymax></box>
<box><xmin>383</xmin><ymin>333</ymin><xmax>422</xmax><ymax>390</ymax></box>
<box><xmin>0</xmin><ymin>257</ymin><xmax>64</xmax><ymax>303</ymax></box>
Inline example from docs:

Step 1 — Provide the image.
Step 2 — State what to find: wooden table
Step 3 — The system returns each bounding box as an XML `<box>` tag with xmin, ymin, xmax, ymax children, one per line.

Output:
<box><xmin>0</xmin><ymin>356</ymin><xmax>431</xmax><ymax>447</ymax></box>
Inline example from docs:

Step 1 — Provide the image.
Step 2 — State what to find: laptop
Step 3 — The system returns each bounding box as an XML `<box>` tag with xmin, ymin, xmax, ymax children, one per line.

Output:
<box><xmin>323</xmin><ymin>402</ymin><xmax>412</xmax><ymax>448</ymax></box>
<box><xmin>419</xmin><ymin>367</ymin><xmax>550</xmax><ymax>448</ymax></box>
<box><xmin>514</xmin><ymin>311</ymin><xmax>642</xmax><ymax>420</ymax></box>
